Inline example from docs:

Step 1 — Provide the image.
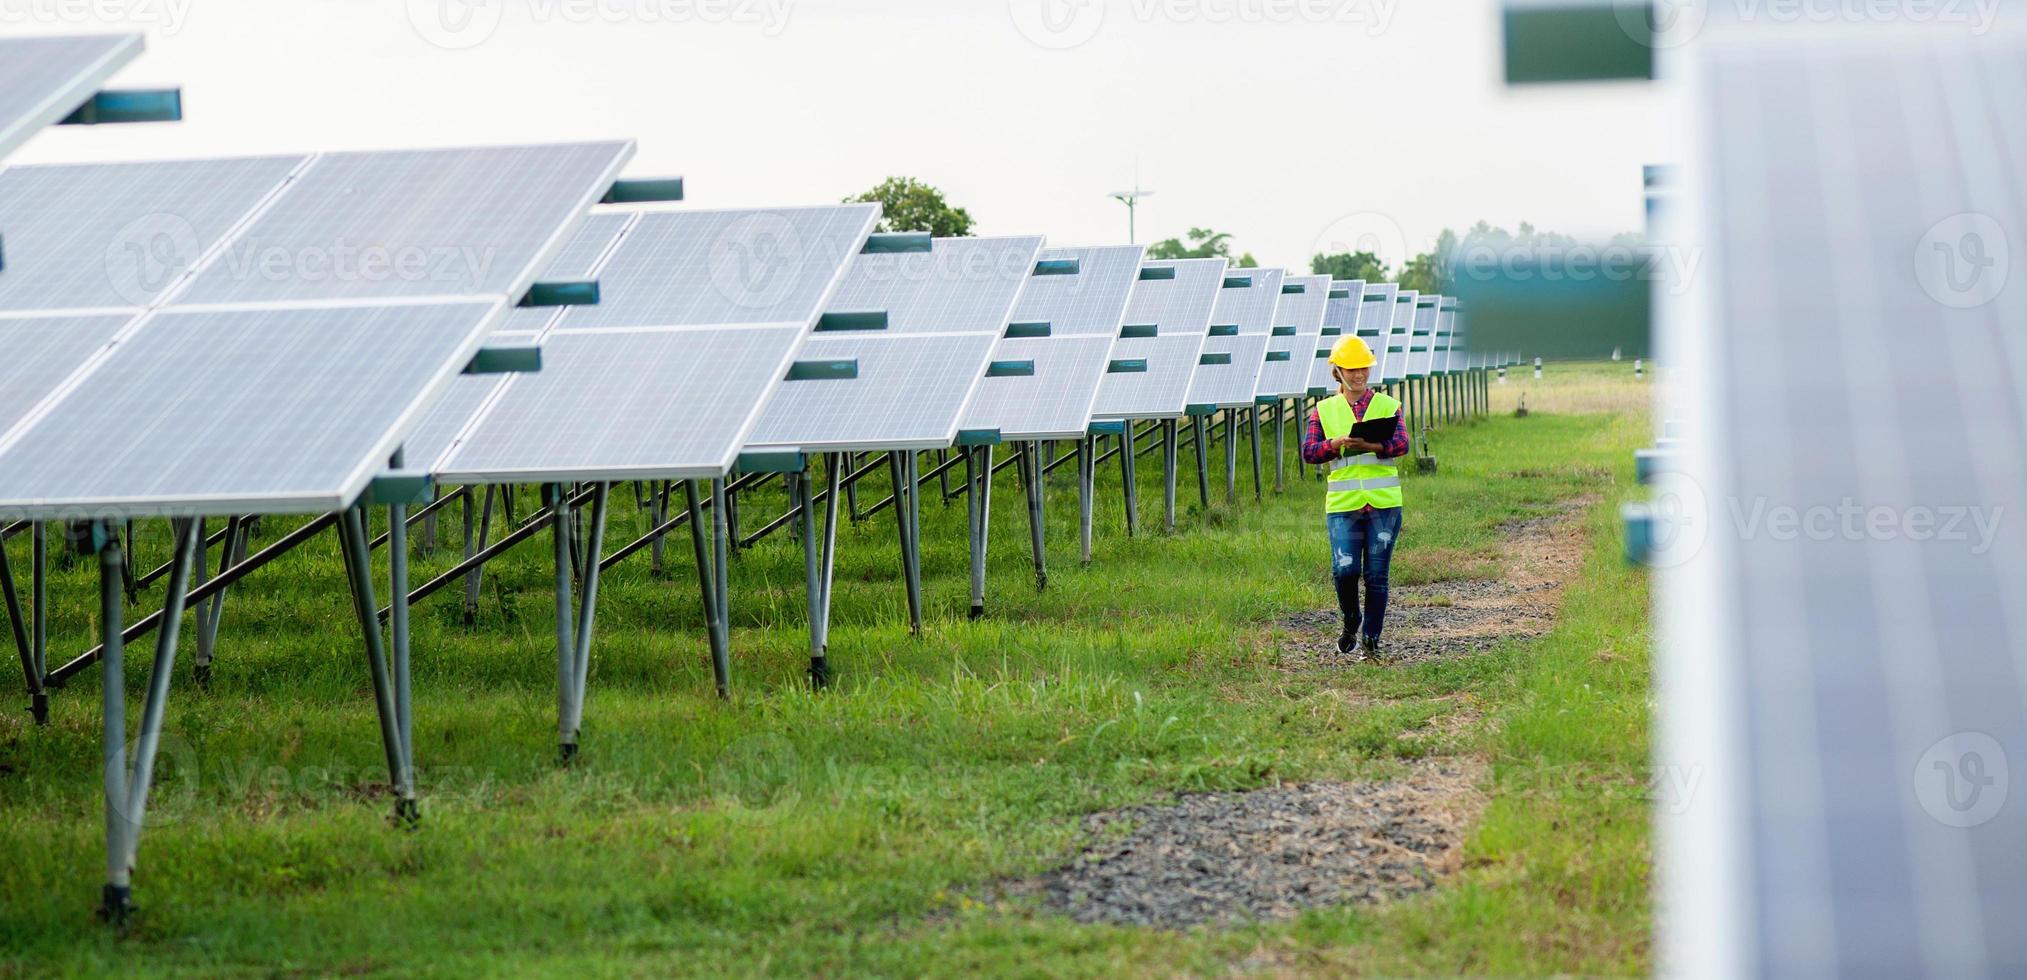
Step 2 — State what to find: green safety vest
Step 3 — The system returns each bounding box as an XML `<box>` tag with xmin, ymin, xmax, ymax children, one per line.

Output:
<box><xmin>1317</xmin><ymin>390</ymin><xmax>1403</xmax><ymax>513</ymax></box>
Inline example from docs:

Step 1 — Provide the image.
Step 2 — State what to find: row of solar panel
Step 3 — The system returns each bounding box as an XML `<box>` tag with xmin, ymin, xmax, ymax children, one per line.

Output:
<box><xmin>0</xmin><ymin>33</ymin><xmax>1509</xmax><ymax>523</ymax></box>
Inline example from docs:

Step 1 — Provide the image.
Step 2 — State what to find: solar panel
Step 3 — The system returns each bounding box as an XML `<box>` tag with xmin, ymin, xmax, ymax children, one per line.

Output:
<box><xmin>962</xmin><ymin>335</ymin><xmax>1118</xmax><ymax>439</ymax></box>
<box><xmin>1118</xmin><ymin>257</ymin><xmax>1228</xmax><ymax>336</ymax></box>
<box><xmin>1094</xmin><ymin>257</ymin><xmax>1226</xmax><ymax>418</ymax></box>
<box><xmin>549</xmin><ymin>205</ymin><xmax>881</xmax><ymax>330</ymax></box>
<box><xmin>962</xmin><ymin>245</ymin><xmax>1142</xmax><ymax>439</ymax></box>
<box><xmin>1089</xmin><ymin>334</ymin><xmax>1210</xmax><ymax>420</ymax></box>
<box><xmin>0</xmin><ymin>141</ymin><xmax>636</xmax><ymax>518</ymax></box>
<box><xmin>815</xmin><ymin>234</ymin><xmax>1044</xmax><ymax>335</ymax></box>
<box><xmin>174</xmin><ymin>142</ymin><xmax>632</xmax><ymax>305</ymax></box>
<box><xmin>1208</xmin><ymin>266</ymin><xmax>1286</xmax><ymax>334</ymax></box>
<box><xmin>1402</xmin><ymin>293</ymin><xmax>1439</xmax><ymax>378</ymax></box>
<box><xmin>1379</xmin><ymin>289</ymin><xmax>1419</xmax><ymax>385</ymax></box>
<box><xmin>1006</xmin><ymin>244</ymin><xmax>1144</xmax><ymax>336</ymax></box>
<box><xmin>437</xmin><ymin>326</ymin><xmax>806</xmax><ymax>482</ymax></box>
<box><xmin>745</xmin><ymin>333</ymin><xmax>1000</xmax><ymax>451</ymax></box>
<box><xmin>746</xmin><ymin>235</ymin><xmax>1040</xmax><ymax>451</ymax></box>
<box><xmin>0</xmin><ymin>155</ymin><xmax>306</xmax><ymax>311</ymax></box>
<box><xmin>1658</xmin><ymin>32</ymin><xmax>2027</xmax><ymax>978</ymax></box>
<box><xmin>0</xmin><ymin>302</ymin><xmax>502</xmax><ymax>518</ymax></box>
<box><xmin>1256</xmin><ymin>273</ymin><xmax>1331</xmax><ymax>398</ymax></box>
<box><xmin>0</xmin><ymin>313</ymin><xmax>132</xmax><ymax>424</ymax></box>
<box><xmin>0</xmin><ymin>35</ymin><xmax>141</xmax><ymax>161</ymax></box>
<box><xmin>431</xmin><ymin>204</ymin><xmax>878</xmax><ymax>480</ymax></box>
<box><xmin>1361</xmin><ymin>282</ymin><xmax>1404</xmax><ymax>388</ymax></box>
<box><xmin>1187</xmin><ymin>334</ymin><xmax>1271</xmax><ymax>409</ymax></box>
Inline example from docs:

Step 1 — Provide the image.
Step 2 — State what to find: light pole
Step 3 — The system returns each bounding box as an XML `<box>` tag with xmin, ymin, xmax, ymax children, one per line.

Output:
<box><xmin>1109</xmin><ymin>187</ymin><xmax>1155</xmax><ymax>244</ymax></box>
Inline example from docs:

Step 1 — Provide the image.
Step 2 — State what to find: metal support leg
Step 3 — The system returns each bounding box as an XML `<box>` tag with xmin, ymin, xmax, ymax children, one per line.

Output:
<box><xmin>1273</xmin><ymin>401</ymin><xmax>1286</xmax><ymax>493</ymax></box>
<box><xmin>1120</xmin><ymin>426</ymin><xmax>1139</xmax><ymax>538</ymax></box>
<box><xmin>686</xmin><ymin>480</ymin><xmax>730</xmax><ymax>700</ymax></box>
<box><xmin>2</xmin><ymin>528</ymin><xmax>35</xmax><ymax>719</ymax></box>
<box><xmin>387</xmin><ymin>460</ymin><xmax>415</xmax><ymax>817</ymax></box>
<box><xmin>1193</xmin><ymin>415</ymin><xmax>1211</xmax><ymax>510</ymax></box>
<box><xmin>96</xmin><ymin>517</ymin><xmax>199</xmax><ymax>924</ymax></box>
<box><xmin>1022</xmin><ymin>441</ymin><xmax>1047</xmax><ymax>591</ymax></box>
<box><xmin>710</xmin><ymin>478</ymin><xmax>730</xmax><ymax>650</ymax></box>
<box><xmin>889</xmin><ymin>452</ymin><xmax>922</xmax><ymax>634</ymax></box>
<box><xmin>1077</xmin><ymin>435</ymin><xmax>1095</xmax><ymax>563</ymax></box>
<box><xmin>546</xmin><ymin>486</ymin><xmax>579</xmax><ymax>762</ymax></box>
<box><xmin>1224</xmin><ymin>412</ymin><xmax>1239</xmax><ymax>505</ymax></box>
<box><xmin>795</xmin><ymin>473</ymin><xmax>825</xmax><ymax>685</ymax></box>
<box><xmin>30</xmin><ymin>524</ymin><xmax>47</xmax><ymax>724</ymax></box>
<box><xmin>1161</xmin><ymin>419</ymin><xmax>1179</xmax><ymax>534</ymax></box>
<box><xmin>812</xmin><ymin>457</ymin><xmax>841</xmax><ymax>687</ymax></box>
<box><xmin>967</xmin><ymin>445</ymin><xmax>991</xmax><ymax>619</ymax></box>
<box><xmin>336</xmin><ymin>506</ymin><xmax>416</xmax><ymax>826</ymax></box>
<box><xmin>1249</xmin><ymin>407</ymin><xmax>1263</xmax><ymax>502</ymax></box>
<box><xmin>650</xmin><ymin>478</ymin><xmax>668</xmax><ymax>577</ymax></box>
<box><xmin>902</xmin><ymin>452</ymin><xmax>923</xmax><ymax>633</ymax></box>
<box><xmin>463</xmin><ymin>484</ymin><xmax>495</xmax><ymax>625</ymax></box>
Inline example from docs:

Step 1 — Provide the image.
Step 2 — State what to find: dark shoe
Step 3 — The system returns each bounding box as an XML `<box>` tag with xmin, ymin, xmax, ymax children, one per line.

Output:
<box><xmin>1337</xmin><ymin>627</ymin><xmax>1358</xmax><ymax>656</ymax></box>
<box><xmin>1363</xmin><ymin>637</ymin><xmax>1388</xmax><ymax>663</ymax></box>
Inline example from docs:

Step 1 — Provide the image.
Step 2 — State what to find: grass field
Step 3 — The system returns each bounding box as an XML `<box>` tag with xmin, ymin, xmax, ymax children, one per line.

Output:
<box><xmin>0</xmin><ymin>362</ymin><xmax>1655</xmax><ymax>976</ymax></box>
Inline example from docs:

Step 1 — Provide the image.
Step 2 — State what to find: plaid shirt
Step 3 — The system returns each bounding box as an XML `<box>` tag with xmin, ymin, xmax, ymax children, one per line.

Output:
<box><xmin>1301</xmin><ymin>388</ymin><xmax>1411</xmax><ymax>467</ymax></box>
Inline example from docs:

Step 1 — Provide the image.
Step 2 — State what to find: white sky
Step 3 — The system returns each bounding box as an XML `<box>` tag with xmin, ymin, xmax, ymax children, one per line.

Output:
<box><xmin>4</xmin><ymin>0</ymin><xmax>1670</xmax><ymax>270</ymax></box>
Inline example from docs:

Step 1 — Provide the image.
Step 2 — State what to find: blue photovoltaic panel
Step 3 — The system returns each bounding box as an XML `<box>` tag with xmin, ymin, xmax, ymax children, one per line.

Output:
<box><xmin>1187</xmin><ymin>334</ymin><xmax>1271</xmax><ymax>409</ymax></box>
<box><xmin>1006</xmin><ymin>244</ymin><xmax>1145</xmax><ymax>336</ymax></box>
<box><xmin>817</xmin><ymin>235</ymin><xmax>1043</xmax><ymax>335</ymax></box>
<box><xmin>429</xmin><ymin>204</ymin><xmax>878</xmax><ymax>479</ymax></box>
<box><xmin>0</xmin><ymin>155</ymin><xmax>306</xmax><ymax>311</ymax></box>
<box><xmin>1257</xmin><ymin>274</ymin><xmax>1331</xmax><ymax>398</ymax></box>
<box><xmin>436</xmin><ymin>326</ymin><xmax>807</xmax><ymax>482</ymax></box>
<box><xmin>1659</xmin><ymin>33</ymin><xmax>2027</xmax><ymax>978</ymax></box>
<box><xmin>1095</xmin><ymin>257</ymin><xmax>1226</xmax><ymax>417</ymax></box>
<box><xmin>1378</xmin><ymin>288</ymin><xmax>1418</xmax><ymax>385</ymax></box>
<box><xmin>1309</xmin><ymin>279</ymin><xmax>1365</xmax><ymax>394</ymax></box>
<box><xmin>549</xmin><ymin>205</ymin><xmax>882</xmax><ymax>331</ymax></box>
<box><xmin>960</xmin><ymin>244</ymin><xmax>1142</xmax><ymax>438</ymax></box>
<box><xmin>1402</xmin><ymin>294</ymin><xmax>1439</xmax><ymax>378</ymax></box>
<box><xmin>962</xmin><ymin>335</ymin><xmax>1117</xmax><ymax>439</ymax></box>
<box><xmin>1090</xmin><ymin>334</ymin><xmax>1210</xmax><ymax>420</ymax></box>
<box><xmin>0</xmin><ymin>314</ymin><xmax>133</xmax><ymax>424</ymax></box>
<box><xmin>0</xmin><ymin>35</ymin><xmax>141</xmax><ymax>161</ymax></box>
<box><xmin>746</xmin><ymin>334</ymin><xmax>999</xmax><ymax>451</ymax></box>
<box><xmin>1209</xmin><ymin>266</ymin><xmax>1285</xmax><ymax>334</ymax></box>
<box><xmin>1120</xmin><ymin>257</ymin><xmax>1228</xmax><ymax>336</ymax></box>
<box><xmin>0</xmin><ymin>302</ymin><xmax>501</xmax><ymax>518</ymax></box>
<box><xmin>173</xmin><ymin>142</ymin><xmax>633</xmax><ymax>305</ymax></box>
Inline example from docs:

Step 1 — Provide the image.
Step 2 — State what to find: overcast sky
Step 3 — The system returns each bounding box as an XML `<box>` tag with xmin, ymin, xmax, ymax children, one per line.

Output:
<box><xmin>5</xmin><ymin>0</ymin><xmax>1669</xmax><ymax>270</ymax></box>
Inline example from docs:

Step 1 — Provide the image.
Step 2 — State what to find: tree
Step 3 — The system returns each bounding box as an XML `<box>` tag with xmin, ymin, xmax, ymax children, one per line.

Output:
<box><xmin>845</xmin><ymin>177</ymin><xmax>975</xmax><ymax>237</ymax></box>
<box><xmin>1310</xmin><ymin>250</ymin><xmax>1388</xmax><ymax>282</ymax></box>
<box><xmin>1146</xmin><ymin>227</ymin><xmax>1255</xmax><ymax>266</ymax></box>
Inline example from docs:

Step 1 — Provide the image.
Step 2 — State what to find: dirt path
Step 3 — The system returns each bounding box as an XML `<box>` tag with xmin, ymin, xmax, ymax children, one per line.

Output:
<box><xmin>1011</xmin><ymin>759</ymin><xmax>1488</xmax><ymax>930</ymax></box>
<box><xmin>1274</xmin><ymin>500</ymin><xmax>1594</xmax><ymax>667</ymax></box>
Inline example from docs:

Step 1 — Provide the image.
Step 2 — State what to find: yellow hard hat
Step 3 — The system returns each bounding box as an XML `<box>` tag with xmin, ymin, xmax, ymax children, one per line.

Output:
<box><xmin>1328</xmin><ymin>335</ymin><xmax>1376</xmax><ymax>370</ymax></box>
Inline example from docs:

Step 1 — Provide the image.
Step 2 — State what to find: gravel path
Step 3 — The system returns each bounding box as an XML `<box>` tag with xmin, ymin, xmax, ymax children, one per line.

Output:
<box><xmin>1024</xmin><ymin>762</ymin><xmax>1485</xmax><ymax>929</ymax></box>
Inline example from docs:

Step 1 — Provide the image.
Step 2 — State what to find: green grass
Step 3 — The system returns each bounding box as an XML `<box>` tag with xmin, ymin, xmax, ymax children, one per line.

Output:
<box><xmin>0</xmin><ymin>363</ymin><xmax>1655</xmax><ymax>976</ymax></box>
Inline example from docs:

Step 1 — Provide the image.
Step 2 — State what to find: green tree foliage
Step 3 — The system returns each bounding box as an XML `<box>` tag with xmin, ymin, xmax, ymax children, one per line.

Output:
<box><xmin>845</xmin><ymin>177</ymin><xmax>975</xmax><ymax>237</ymax></box>
<box><xmin>1310</xmin><ymin>250</ymin><xmax>1388</xmax><ymax>282</ymax></box>
<box><xmin>1147</xmin><ymin>227</ymin><xmax>1255</xmax><ymax>267</ymax></box>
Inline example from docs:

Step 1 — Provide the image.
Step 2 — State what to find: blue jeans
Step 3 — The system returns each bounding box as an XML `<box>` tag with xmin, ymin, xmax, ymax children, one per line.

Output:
<box><xmin>1327</xmin><ymin>507</ymin><xmax>1401</xmax><ymax>640</ymax></box>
